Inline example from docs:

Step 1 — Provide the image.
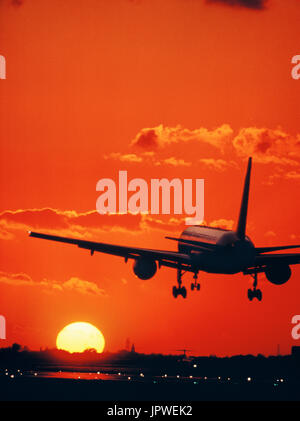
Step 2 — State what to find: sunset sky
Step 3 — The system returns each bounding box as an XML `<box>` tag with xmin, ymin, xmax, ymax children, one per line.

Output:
<box><xmin>0</xmin><ymin>0</ymin><xmax>300</xmax><ymax>356</ymax></box>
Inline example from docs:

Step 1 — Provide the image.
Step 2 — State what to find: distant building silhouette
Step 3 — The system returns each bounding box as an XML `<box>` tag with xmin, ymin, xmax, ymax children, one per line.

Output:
<box><xmin>131</xmin><ymin>343</ymin><xmax>136</xmax><ymax>354</ymax></box>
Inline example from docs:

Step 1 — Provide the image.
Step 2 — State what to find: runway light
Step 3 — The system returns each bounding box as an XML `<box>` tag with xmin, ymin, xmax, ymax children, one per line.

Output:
<box><xmin>10</xmin><ymin>375</ymin><xmax>14</xmax><ymax>379</ymax></box>
<box><xmin>247</xmin><ymin>377</ymin><xmax>251</xmax><ymax>382</ymax></box>
<box><xmin>118</xmin><ymin>372</ymin><xmax>121</xmax><ymax>376</ymax></box>
<box><xmin>97</xmin><ymin>371</ymin><xmax>100</xmax><ymax>374</ymax></box>
<box><xmin>218</xmin><ymin>376</ymin><xmax>221</xmax><ymax>380</ymax></box>
<box><xmin>204</xmin><ymin>376</ymin><xmax>207</xmax><ymax>380</ymax></box>
<box><xmin>34</xmin><ymin>373</ymin><xmax>37</xmax><ymax>376</ymax></box>
<box><xmin>176</xmin><ymin>375</ymin><xmax>180</xmax><ymax>378</ymax></box>
<box><xmin>193</xmin><ymin>364</ymin><xmax>197</xmax><ymax>368</ymax></box>
<box><xmin>280</xmin><ymin>379</ymin><xmax>284</xmax><ymax>382</ymax></box>
<box><xmin>228</xmin><ymin>378</ymin><xmax>231</xmax><ymax>381</ymax></box>
<box><xmin>164</xmin><ymin>374</ymin><xmax>167</xmax><ymax>378</ymax></box>
<box><xmin>128</xmin><ymin>376</ymin><xmax>131</xmax><ymax>380</ymax></box>
<box><xmin>140</xmin><ymin>373</ymin><xmax>144</xmax><ymax>377</ymax></box>
<box><xmin>189</xmin><ymin>375</ymin><xmax>193</xmax><ymax>379</ymax></box>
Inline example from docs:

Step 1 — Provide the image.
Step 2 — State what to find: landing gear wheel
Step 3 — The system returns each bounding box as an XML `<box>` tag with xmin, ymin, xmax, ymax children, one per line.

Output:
<box><xmin>190</xmin><ymin>272</ymin><xmax>200</xmax><ymax>292</ymax></box>
<box><xmin>248</xmin><ymin>271</ymin><xmax>263</xmax><ymax>301</ymax></box>
<box><xmin>173</xmin><ymin>265</ymin><xmax>187</xmax><ymax>299</ymax></box>
<box><xmin>180</xmin><ymin>286</ymin><xmax>187</xmax><ymax>299</ymax></box>
<box><xmin>256</xmin><ymin>289</ymin><xmax>262</xmax><ymax>301</ymax></box>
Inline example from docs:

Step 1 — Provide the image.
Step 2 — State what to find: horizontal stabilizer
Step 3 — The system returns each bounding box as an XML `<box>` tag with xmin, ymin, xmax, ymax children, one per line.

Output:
<box><xmin>255</xmin><ymin>252</ymin><xmax>300</xmax><ymax>266</ymax></box>
<box><xmin>256</xmin><ymin>244</ymin><xmax>300</xmax><ymax>254</ymax></box>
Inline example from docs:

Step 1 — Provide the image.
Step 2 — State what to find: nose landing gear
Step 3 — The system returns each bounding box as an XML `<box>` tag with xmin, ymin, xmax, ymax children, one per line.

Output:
<box><xmin>247</xmin><ymin>272</ymin><xmax>262</xmax><ymax>301</ymax></box>
<box><xmin>191</xmin><ymin>272</ymin><xmax>200</xmax><ymax>291</ymax></box>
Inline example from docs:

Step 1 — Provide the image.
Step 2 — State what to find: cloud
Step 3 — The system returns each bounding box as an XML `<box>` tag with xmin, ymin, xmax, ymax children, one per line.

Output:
<box><xmin>163</xmin><ymin>157</ymin><xmax>191</xmax><ymax>167</ymax></box>
<box><xmin>209</xmin><ymin>219</ymin><xmax>235</xmax><ymax>230</ymax></box>
<box><xmin>112</xmin><ymin>124</ymin><xmax>300</xmax><ymax>170</ymax></box>
<box><xmin>206</xmin><ymin>0</ymin><xmax>267</xmax><ymax>9</ymax></box>
<box><xmin>0</xmin><ymin>207</ymin><xmax>188</xmax><ymax>241</ymax></box>
<box><xmin>131</xmin><ymin>124</ymin><xmax>233</xmax><ymax>150</ymax></box>
<box><xmin>0</xmin><ymin>271</ymin><xmax>34</xmax><ymax>286</ymax></box>
<box><xmin>139</xmin><ymin>214</ymin><xmax>187</xmax><ymax>232</ymax></box>
<box><xmin>60</xmin><ymin>277</ymin><xmax>105</xmax><ymax>296</ymax></box>
<box><xmin>285</xmin><ymin>171</ymin><xmax>300</xmax><ymax>180</ymax></box>
<box><xmin>232</xmin><ymin>127</ymin><xmax>300</xmax><ymax>166</ymax></box>
<box><xmin>0</xmin><ymin>271</ymin><xmax>105</xmax><ymax>296</ymax></box>
<box><xmin>131</xmin><ymin>128</ymin><xmax>159</xmax><ymax>149</ymax></box>
<box><xmin>199</xmin><ymin>158</ymin><xmax>237</xmax><ymax>171</ymax></box>
<box><xmin>104</xmin><ymin>152</ymin><xmax>143</xmax><ymax>163</ymax></box>
<box><xmin>11</xmin><ymin>0</ymin><xmax>24</xmax><ymax>6</ymax></box>
<box><xmin>0</xmin><ymin>208</ymin><xmax>143</xmax><ymax>240</ymax></box>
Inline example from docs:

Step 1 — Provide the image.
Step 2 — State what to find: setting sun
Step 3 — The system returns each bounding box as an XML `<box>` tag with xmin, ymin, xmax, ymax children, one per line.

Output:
<box><xmin>56</xmin><ymin>322</ymin><xmax>105</xmax><ymax>353</ymax></box>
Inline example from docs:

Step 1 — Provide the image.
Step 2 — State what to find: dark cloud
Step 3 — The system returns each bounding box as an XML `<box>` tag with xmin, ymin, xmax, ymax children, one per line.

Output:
<box><xmin>11</xmin><ymin>0</ymin><xmax>24</xmax><ymax>6</ymax></box>
<box><xmin>131</xmin><ymin>128</ymin><xmax>159</xmax><ymax>149</ymax></box>
<box><xmin>206</xmin><ymin>0</ymin><xmax>267</xmax><ymax>9</ymax></box>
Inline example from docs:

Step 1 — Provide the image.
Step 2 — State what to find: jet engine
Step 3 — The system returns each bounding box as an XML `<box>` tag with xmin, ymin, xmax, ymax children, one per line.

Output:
<box><xmin>265</xmin><ymin>264</ymin><xmax>291</xmax><ymax>285</ymax></box>
<box><xmin>133</xmin><ymin>258</ymin><xmax>157</xmax><ymax>280</ymax></box>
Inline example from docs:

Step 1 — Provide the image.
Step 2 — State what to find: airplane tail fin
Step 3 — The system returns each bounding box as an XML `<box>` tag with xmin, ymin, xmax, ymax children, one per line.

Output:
<box><xmin>236</xmin><ymin>157</ymin><xmax>252</xmax><ymax>240</ymax></box>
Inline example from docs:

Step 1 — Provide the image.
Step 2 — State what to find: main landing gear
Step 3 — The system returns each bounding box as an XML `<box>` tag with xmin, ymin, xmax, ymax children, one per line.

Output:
<box><xmin>247</xmin><ymin>272</ymin><xmax>262</xmax><ymax>301</ymax></box>
<box><xmin>172</xmin><ymin>268</ymin><xmax>200</xmax><ymax>298</ymax></box>
<box><xmin>172</xmin><ymin>267</ymin><xmax>187</xmax><ymax>298</ymax></box>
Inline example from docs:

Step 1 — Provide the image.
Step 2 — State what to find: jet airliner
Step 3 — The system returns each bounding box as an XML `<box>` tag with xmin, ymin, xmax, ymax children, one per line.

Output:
<box><xmin>29</xmin><ymin>158</ymin><xmax>300</xmax><ymax>300</ymax></box>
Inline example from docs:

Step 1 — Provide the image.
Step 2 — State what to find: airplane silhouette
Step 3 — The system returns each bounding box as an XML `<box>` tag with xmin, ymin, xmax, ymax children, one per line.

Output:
<box><xmin>29</xmin><ymin>157</ymin><xmax>300</xmax><ymax>300</ymax></box>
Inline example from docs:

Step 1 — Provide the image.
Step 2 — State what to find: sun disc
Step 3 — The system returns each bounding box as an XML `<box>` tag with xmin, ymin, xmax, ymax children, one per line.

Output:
<box><xmin>56</xmin><ymin>322</ymin><xmax>105</xmax><ymax>353</ymax></box>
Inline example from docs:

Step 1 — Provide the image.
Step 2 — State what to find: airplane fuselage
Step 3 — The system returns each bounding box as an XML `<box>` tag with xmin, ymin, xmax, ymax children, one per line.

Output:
<box><xmin>179</xmin><ymin>226</ymin><xmax>256</xmax><ymax>274</ymax></box>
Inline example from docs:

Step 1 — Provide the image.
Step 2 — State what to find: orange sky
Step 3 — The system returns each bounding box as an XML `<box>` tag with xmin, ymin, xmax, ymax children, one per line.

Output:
<box><xmin>0</xmin><ymin>0</ymin><xmax>300</xmax><ymax>356</ymax></box>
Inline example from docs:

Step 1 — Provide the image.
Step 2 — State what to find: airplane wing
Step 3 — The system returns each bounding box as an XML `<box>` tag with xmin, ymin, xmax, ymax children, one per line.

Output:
<box><xmin>256</xmin><ymin>245</ymin><xmax>300</xmax><ymax>253</ymax></box>
<box><xmin>29</xmin><ymin>231</ymin><xmax>193</xmax><ymax>270</ymax></box>
<box><xmin>254</xmin><ymin>252</ymin><xmax>300</xmax><ymax>266</ymax></box>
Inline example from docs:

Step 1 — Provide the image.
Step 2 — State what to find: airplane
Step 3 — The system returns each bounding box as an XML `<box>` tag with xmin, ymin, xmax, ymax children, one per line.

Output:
<box><xmin>29</xmin><ymin>157</ymin><xmax>300</xmax><ymax>301</ymax></box>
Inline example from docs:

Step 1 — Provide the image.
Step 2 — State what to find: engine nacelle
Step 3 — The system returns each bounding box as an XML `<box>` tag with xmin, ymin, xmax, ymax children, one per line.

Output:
<box><xmin>133</xmin><ymin>258</ymin><xmax>157</xmax><ymax>280</ymax></box>
<box><xmin>265</xmin><ymin>264</ymin><xmax>291</xmax><ymax>285</ymax></box>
